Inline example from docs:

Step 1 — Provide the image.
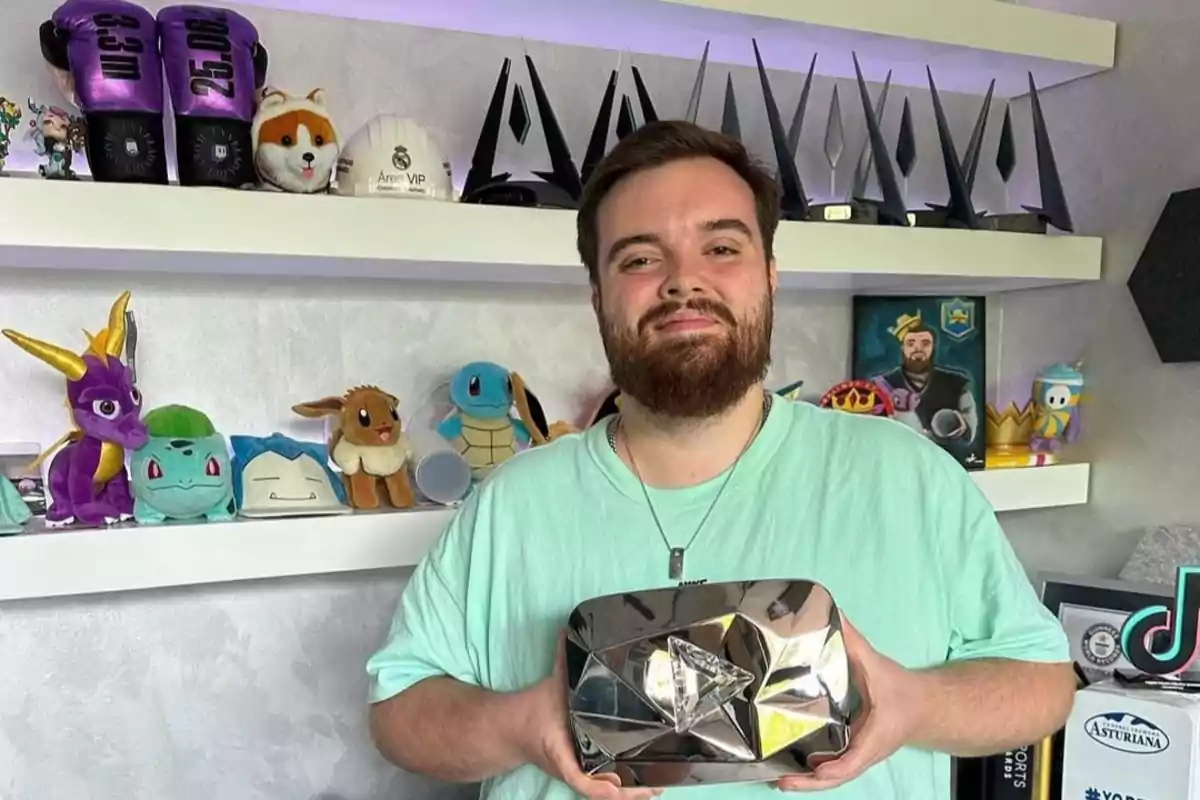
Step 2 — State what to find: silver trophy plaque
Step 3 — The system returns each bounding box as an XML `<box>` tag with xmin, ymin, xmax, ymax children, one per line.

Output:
<box><xmin>566</xmin><ymin>580</ymin><xmax>858</xmax><ymax>788</ymax></box>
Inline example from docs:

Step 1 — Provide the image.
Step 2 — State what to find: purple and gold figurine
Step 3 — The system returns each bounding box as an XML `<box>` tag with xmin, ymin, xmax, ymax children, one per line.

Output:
<box><xmin>2</xmin><ymin>291</ymin><xmax>147</xmax><ymax>528</ymax></box>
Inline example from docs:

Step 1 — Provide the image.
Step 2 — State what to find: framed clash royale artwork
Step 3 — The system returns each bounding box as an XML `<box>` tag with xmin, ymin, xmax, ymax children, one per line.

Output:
<box><xmin>852</xmin><ymin>295</ymin><xmax>987</xmax><ymax>470</ymax></box>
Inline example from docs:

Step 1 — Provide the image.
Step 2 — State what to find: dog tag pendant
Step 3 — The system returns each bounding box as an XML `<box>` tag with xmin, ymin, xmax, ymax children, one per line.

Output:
<box><xmin>669</xmin><ymin>548</ymin><xmax>685</xmax><ymax>580</ymax></box>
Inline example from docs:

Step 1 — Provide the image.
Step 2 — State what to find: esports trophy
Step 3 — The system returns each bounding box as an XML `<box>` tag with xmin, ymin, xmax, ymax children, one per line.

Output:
<box><xmin>721</xmin><ymin>73</ymin><xmax>742</xmax><ymax>142</ymax></box>
<box><xmin>580</xmin><ymin>61</ymin><xmax>619</xmax><ymax>187</ymax></box>
<box><xmin>823</xmin><ymin>86</ymin><xmax>844</xmax><ymax>200</ymax></box>
<box><xmin>751</xmin><ymin>39</ymin><xmax>813</xmax><ymax>222</ymax></box>
<box><xmin>895</xmin><ymin>97</ymin><xmax>916</xmax><ymax>204</ymax></box>
<box><xmin>460</xmin><ymin>55</ymin><xmax>583</xmax><ymax>208</ymax></box>
<box><xmin>630</xmin><ymin>63</ymin><xmax>658</xmax><ymax>126</ymax></box>
<box><xmin>912</xmin><ymin>71</ymin><xmax>1073</xmax><ymax>234</ymax></box>
<box><xmin>566</xmin><ymin>579</ymin><xmax>858</xmax><ymax>788</ymax></box>
<box><xmin>997</xmin><ymin>104</ymin><xmax>1016</xmax><ymax>212</ymax></box>
<box><xmin>612</xmin><ymin>59</ymin><xmax>661</xmax><ymax>144</ymax></box>
<box><xmin>849</xmin><ymin>53</ymin><xmax>909</xmax><ymax>227</ymax></box>
<box><xmin>908</xmin><ymin>68</ymin><xmax>988</xmax><ymax>230</ymax></box>
<box><xmin>579</xmin><ymin>44</ymin><xmax>709</xmax><ymax>186</ymax></box>
<box><xmin>802</xmin><ymin>54</ymin><xmax>907</xmax><ymax>226</ymax></box>
<box><xmin>837</xmin><ymin>63</ymin><xmax>894</xmax><ymax>225</ymax></box>
<box><xmin>978</xmin><ymin>73</ymin><xmax>1074</xmax><ymax>234</ymax></box>
<box><xmin>684</xmin><ymin>41</ymin><xmax>710</xmax><ymax>125</ymax></box>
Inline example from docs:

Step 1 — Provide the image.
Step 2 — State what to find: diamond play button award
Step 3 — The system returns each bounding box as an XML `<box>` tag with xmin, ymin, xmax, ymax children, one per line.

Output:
<box><xmin>565</xmin><ymin>580</ymin><xmax>858</xmax><ymax>788</ymax></box>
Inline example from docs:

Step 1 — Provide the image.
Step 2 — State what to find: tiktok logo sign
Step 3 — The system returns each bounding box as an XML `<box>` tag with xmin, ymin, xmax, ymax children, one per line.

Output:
<box><xmin>1120</xmin><ymin>565</ymin><xmax>1200</xmax><ymax>675</ymax></box>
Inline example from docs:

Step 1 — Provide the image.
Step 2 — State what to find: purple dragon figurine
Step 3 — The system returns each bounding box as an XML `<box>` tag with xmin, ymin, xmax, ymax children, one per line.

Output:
<box><xmin>3</xmin><ymin>291</ymin><xmax>147</xmax><ymax>528</ymax></box>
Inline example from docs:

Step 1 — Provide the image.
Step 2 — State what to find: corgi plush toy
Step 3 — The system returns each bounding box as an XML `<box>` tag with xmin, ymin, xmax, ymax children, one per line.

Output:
<box><xmin>251</xmin><ymin>88</ymin><xmax>340</xmax><ymax>193</ymax></box>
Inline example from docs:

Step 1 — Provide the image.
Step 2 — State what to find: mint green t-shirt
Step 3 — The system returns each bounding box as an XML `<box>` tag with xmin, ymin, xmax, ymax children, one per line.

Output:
<box><xmin>366</xmin><ymin>397</ymin><xmax>1069</xmax><ymax>799</ymax></box>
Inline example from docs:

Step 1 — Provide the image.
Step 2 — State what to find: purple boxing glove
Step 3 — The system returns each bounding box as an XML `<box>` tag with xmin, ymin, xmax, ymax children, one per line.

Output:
<box><xmin>157</xmin><ymin>5</ymin><xmax>268</xmax><ymax>187</ymax></box>
<box><xmin>38</xmin><ymin>0</ymin><xmax>168</xmax><ymax>183</ymax></box>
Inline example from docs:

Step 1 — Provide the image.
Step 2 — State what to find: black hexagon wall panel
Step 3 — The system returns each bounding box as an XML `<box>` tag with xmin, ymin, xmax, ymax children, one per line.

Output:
<box><xmin>1128</xmin><ymin>187</ymin><xmax>1200</xmax><ymax>363</ymax></box>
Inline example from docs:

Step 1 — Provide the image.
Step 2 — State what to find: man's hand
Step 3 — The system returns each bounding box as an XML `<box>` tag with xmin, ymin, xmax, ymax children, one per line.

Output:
<box><xmin>777</xmin><ymin>616</ymin><xmax>917</xmax><ymax>792</ymax></box>
<box><xmin>517</xmin><ymin>633</ymin><xmax>663</xmax><ymax>800</ymax></box>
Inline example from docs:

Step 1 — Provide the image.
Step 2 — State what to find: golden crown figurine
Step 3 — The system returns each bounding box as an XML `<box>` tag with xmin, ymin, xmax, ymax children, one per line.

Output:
<box><xmin>833</xmin><ymin>387</ymin><xmax>876</xmax><ymax>413</ymax></box>
<box><xmin>985</xmin><ymin>401</ymin><xmax>1056</xmax><ymax>468</ymax></box>
<box><xmin>818</xmin><ymin>380</ymin><xmax>895</xmax><ymax>418</ymax></box>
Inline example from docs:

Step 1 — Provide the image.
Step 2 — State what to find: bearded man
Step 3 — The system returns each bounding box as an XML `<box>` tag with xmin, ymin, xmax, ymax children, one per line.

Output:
<box><xmin>873</xmin><ymin>316</ymin><xmax>980</xmax><ymax>445</ymax></box>
<box><xmin>365</xmin><ymin>120</ymin><xmax>1074</xmax><ymax>800</ymax></box>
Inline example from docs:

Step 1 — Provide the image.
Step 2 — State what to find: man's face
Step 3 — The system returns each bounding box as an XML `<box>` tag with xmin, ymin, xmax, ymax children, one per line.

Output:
<box><xmin>591</xmin><ymin>156</ymin><xmax>777</xmax><ymax>419</ymax></box>
<box><xmin>901</xmin><ymin>331</ymin><xmax>934</xmax><ymax>373</ymax></box>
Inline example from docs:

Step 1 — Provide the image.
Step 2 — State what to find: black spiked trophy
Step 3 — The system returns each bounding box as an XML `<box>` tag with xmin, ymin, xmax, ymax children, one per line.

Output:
<box><xmin>751</xmin><ymin>39</ymin><xmax>811</xmax><ymax>221</ymax></box>
<box><xmin>756</xmin><ymin>44</ymin><xmax>910</xmax><ymax>226</ymax></box>
<box><xmin>461</xmin><ymin>55</ymin><xmax>583</xmax><ymax>208</ymax></box>
<box><xmin>980</xmin><ymin>73</ymin><xmax>1073</xmax><ymax>234</ymax></box>
<box><xmin>802</xmin><ymin>53</ymin><xmax>908</xmax><ymax>226</ymax></box>
<box><xmin>908</xmin><ymin>67</ymin><xmax>986</xmax><ymax>229</ymax></box>
<box><xmin>911</xmin><ymin>70</ymin><xmax>1072</xmax><ymax>234</ymax></box>
<box><xmin>579</xmin><ymin>44</ymin><xmax>710</xmax><ymax>188</ymax></box>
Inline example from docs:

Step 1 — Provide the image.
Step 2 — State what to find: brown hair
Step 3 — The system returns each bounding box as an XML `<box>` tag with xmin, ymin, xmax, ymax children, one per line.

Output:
<box><xmin>575</xmin><ymin>120</ymin><xmax>782</xmax><ymax>284</ymax></box>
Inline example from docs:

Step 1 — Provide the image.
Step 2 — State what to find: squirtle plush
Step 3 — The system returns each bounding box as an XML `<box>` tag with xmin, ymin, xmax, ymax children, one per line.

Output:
<box><xmin>130</xmin><ymin>405</ymin><xmax>236</xmax><ymax>525</ymax></box>
<box><xmin>0</xmin><ymin>475</ymin><xmax>32</xmax><ymax>535</ymax></box>
<box><xmin>437</xmin><ymin>361</ymin><xmax>531</xmax><ymax>481</ymax></box>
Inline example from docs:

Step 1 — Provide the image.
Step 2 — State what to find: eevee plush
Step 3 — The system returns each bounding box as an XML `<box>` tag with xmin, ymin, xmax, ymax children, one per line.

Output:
<box><xmin>292</xmin><ymin>385</ymin><xmax>415</xmax><ymax>509</ymax></box>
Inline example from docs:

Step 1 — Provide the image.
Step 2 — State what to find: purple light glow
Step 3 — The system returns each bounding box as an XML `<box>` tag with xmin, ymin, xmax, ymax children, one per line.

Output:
<box><xmin>231</xmin><ymin>0</ymin><xmax>1109</xmax><ymax>97</ymax></box>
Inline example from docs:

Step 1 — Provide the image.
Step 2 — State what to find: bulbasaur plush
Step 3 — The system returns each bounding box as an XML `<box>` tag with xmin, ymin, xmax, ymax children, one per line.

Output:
<box><xmin>130</xmin><ymin>405</ymin><xmax>236</xmax><ymax>524</ymax></box>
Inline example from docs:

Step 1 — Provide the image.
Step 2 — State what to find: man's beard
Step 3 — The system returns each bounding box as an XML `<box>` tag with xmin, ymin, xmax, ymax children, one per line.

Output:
<box><xmin>903</xmin><ymin>355</ymin><xmax>932</xmax><ymax>375</ymax></box>
<box><xmin>597</xmin><ymin>294</ymin><xmax>773</xmax><ymax>420</ymax></box>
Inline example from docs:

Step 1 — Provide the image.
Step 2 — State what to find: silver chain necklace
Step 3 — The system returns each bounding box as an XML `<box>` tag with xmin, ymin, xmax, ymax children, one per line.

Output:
<box><xmin>608</xmin><ymin>393</ymin><xmax>771</xmax><ymax>581</ymax></box>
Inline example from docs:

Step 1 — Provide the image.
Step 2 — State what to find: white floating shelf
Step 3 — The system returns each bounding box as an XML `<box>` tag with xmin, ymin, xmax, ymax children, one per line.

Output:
<box><xmin>0</xmin><ymin>463</ymin><xmax>1088</xmax><ymax>602</ymax></box>
<box><xmin>972</xmin><ymin>462</ymin><xmax>1090</xmax><ymax>513</ymax></box>
<box><xmin>235</xmin><ymin>0</ymin><xmax>1116</xmax><ymax>96</ymax></box>
<box><xmin>0</xmin><ymin>179</ymin><xmax>1101</xmax><ymax>294</ymax></box>
<box><xmin>0</xmin><ymin>506</ymin><xmax>455</xmax><ymax>603</ymax></box>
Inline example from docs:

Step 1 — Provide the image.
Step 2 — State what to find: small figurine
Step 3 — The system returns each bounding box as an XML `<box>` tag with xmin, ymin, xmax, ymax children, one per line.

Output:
<box><xmin>0</xmin><ymin>476</ymin><xmax>32</xmax><ymax>535</ymax></box>
<box><xmin>1</xmin><ymin>291</ymin><xmax>147</xmax><ymax>527</ymax></box>
<box><xmin>292</xmin><ymin>385</ymin><xmax>416</xmax><ymax>510</ymax></box>
<box><xmin>130</xmin><ymin>405</ymin><xmax>236</xmax><ymax>524</ymax></box>
<box><xmin>26</xmin><ymin>98</ymin><xmax>85</xmax><ymax>179</ymax></box>
<box><xmin>251</xmin><ymin>87</ymin><xmax>340</xmax><ymax>193</ymax></box>
<box><xmin>1030</xmin><ymin>361</ymin><xmax>1084</xmax><ymax>453</ymax></box>
<box><xmin>231</xmin><ymin>433</ymin><xmax>350</xmax><ymax>518</ymax></box>
<box><xmin>0</xmin><ymin>97</ymin><xmax>22</xmax><ymax>174</ymax></box>
<box><xmin>820</xmin><ymin>380</ymin><xmax>895</xmax><ymax>417</ymax></box>
<box><xmin>438</xmin><ymin>361</ymin><xmax>531</xmax><ymax>481</ymax></box>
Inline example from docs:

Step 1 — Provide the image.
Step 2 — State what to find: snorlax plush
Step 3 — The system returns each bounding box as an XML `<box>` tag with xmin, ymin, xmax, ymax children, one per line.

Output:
<box><xmin>130</xmin><ymin>405</ymin><xmax>236</xmax><ymax>524</ymax></box>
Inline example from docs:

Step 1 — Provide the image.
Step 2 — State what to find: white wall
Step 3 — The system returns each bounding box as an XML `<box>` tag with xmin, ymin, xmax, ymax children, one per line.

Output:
<box><xmin>0</xmin><ymin>1</ymin><xmax>1092</xmax><ymax>797</ymax></box>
